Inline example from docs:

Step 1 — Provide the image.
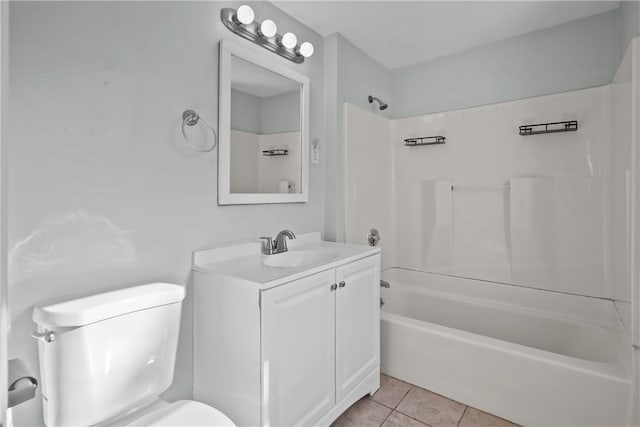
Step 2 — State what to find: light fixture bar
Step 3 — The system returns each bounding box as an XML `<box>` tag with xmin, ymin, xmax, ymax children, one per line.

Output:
<box><xmin>220</xmin><ymin>8</ymin><xmax>307</xmax><ymax>64</ymax></box>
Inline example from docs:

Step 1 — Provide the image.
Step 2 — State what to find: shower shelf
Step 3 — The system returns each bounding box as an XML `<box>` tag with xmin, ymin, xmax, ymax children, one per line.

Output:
<box><xmin>404</xmin><ymin>136</ymin><xmax>446</xmax><ymax>146</ymax></box>
<box><xmin>519</xmin><ymin>120</ymin><xmax>578</xmax><ymax>136</ymax></box>
<box><xmin>262</xmin><ymin>149</ymin><xmax>289</xmax><ymax>156</ymax></box>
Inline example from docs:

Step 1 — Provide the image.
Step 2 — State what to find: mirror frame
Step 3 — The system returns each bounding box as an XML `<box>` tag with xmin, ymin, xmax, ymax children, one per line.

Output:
<box><xmin>218</xmin><ymin>40</ymin><xmax>310</xmax><ymax>205</ymax></box>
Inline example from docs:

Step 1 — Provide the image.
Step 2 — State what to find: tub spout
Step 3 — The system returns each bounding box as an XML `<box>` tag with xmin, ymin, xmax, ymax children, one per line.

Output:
<box><xmin>380</xmin><ymin>280</ymin><xmax>390</xmax><ymax>288</ymax></box>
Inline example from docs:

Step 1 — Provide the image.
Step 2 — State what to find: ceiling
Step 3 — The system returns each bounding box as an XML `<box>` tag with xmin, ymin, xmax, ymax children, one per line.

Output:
<box><xmin>231</xmin><ymin>55</ymin><xmax>300</xmax><ymax>97</ymax></box>
<box><xmin>272</xmin><ymin>1</ymin><xmax>620</xmax><ymax>69</ymax></box>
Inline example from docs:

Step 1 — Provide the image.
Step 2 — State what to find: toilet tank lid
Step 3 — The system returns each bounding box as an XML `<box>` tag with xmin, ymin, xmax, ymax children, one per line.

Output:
<box><xmin>32</xmin><ymin>283</ymin><xmax>185</xmax><ymax>327</ymax></box>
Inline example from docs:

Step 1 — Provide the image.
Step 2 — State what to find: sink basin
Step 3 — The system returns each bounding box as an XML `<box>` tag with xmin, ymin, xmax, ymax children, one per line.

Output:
<box><xmin>263</xmin><ymin>250</ymin><xmax>337</xmax><ymax>268</ymax></box>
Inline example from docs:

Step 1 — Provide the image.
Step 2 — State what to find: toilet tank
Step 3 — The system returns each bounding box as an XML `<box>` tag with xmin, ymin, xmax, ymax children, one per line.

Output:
<box><xmin>32</xmin><ymin>283</ymin><xmax>186</xmax><ymax>427</ymax></box>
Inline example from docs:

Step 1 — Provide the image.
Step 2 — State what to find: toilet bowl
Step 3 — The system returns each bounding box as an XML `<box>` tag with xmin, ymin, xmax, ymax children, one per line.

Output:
<box><xmin>99</xmin><ymin>399</ymin><xmax>235</xmax><ymax>426</ymax></box>
<box><xmin>32</xmin><ymin>283</ymin><xmax>235</xmax><ymax>427</ymax></box>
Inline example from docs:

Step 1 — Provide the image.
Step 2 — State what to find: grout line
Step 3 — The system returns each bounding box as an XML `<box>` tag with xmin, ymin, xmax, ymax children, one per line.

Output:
<box><xmin>372</xmin><ymin>400</ymin><xmax>395</xmax><ymax>411</ymax></box>
<box><xmin>369</xmin><ymin>380</ymin><xmax>412</xmax><ymax>410</ymax></box>
<box><xmin>392</xmin><ymin>386</ymin><xmax>431</xmax><ymax>425</ymax></box>
<box><xmin>371</xmin><ymin>400</ymin><xmax>394</xmax><ymax>410</ymax></box>
<box><xmin>391</xmin><ymin>409</ymin><xmax>435</xmax><ymax>427</ymax></box>
<box><xmin>457</xmin><ymin>406</ymin><xmax>469</xmax><ymax>426</ymax></box>
<box><xmin>378</xmin><ymin>407</ymin><xmax>394</xmax><ymax>427</ymax></box>
<box><xmin>375</xmin><ymin>376</ymin><xmax>520</xmax><ymax>427</ymax></box>
<box><xmin>395</xmin><ymin>385</ymin><xmax>412</xmax><ymax>409</ymax></box>
<box><xmin>369</xmin><ymin>393</ymin><xmax>394</xmax><ymax>410</ymax></box>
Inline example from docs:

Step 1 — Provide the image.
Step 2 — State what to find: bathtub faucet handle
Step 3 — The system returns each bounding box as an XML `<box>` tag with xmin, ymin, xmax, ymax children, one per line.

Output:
<box><xmin>380</xmin><ymin>280</ymin><xmax>390</xmax><ymax>288</ymax></box>
<box><xmin>367</xmin><ymin>228</ymin><xmax>380</xmax><ymax>247</ymax></box>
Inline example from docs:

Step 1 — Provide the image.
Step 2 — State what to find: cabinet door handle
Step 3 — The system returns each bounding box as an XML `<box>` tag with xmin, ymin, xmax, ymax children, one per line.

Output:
<box><xmin>339</xmin><ymin>281</ymin><xmax>346</xmax><ymax>288</ymax></box>
<box><xmin>330</xmin><ymin>284</ymin><xmax>338</xmax><ymax>291</ymax></box>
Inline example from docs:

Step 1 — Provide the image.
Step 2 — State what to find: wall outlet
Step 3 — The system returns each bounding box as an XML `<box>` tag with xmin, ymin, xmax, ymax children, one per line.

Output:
<box><xmin>311</xmin><ymin>139</ymin><xmax>320</xmax><ymax>164</ymax></box>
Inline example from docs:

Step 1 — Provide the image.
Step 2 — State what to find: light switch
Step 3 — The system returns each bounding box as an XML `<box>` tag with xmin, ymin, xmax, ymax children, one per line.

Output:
<box><xmin>311</xmin><ymin>139</ymin><xmax>320</xmax><ymax>164</ymax></box>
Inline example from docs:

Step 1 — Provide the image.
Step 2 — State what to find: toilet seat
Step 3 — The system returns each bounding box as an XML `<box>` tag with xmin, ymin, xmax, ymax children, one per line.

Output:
<box><xmin>120</xmin><ymin>400</ymin><xmax>235</xmax><ymax>427</ymax></box>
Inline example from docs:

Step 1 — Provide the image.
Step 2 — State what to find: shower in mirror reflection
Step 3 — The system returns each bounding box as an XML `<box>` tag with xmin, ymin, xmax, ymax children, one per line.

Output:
<box><xmin>368</xmin><ymin>95</ymin><xmax>388</xmax><ymax>111</ymax></box>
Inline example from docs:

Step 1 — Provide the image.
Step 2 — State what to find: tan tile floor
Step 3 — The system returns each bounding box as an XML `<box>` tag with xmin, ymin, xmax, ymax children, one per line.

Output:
<box><xmin>332</xmin><ymin>375</ymin><xmax>521</xmax><ymax>427</ymax></box>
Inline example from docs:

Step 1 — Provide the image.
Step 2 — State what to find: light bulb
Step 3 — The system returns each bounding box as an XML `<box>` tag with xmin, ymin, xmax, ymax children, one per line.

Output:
<box><xmin>235</xmin><ymin>5</ymin><xmax>254</xmax><ymax>25</ymax></box>
<box><xmin>298</xmin><ymin>41</ymin><xmax>314</xmax><ymax>58</ymax></box>
<box><xmin>260</xmin><ymin>19</ymin><xmax>277</xmax><ymax>38</ymax></box>
<box><xmin>281</xmin><ymin>32</ymin><xmax>297</xmax><ymax>49</ymax></box>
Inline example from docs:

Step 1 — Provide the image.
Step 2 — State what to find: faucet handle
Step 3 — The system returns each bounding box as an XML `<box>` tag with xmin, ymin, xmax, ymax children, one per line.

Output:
<box><xmin>259</xmin><ymin>237</ymin><xmax>274</xmax><ymax>255</ymax></box>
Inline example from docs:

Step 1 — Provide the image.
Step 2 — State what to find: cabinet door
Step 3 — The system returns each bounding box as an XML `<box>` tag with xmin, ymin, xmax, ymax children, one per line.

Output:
<box><xmin>261</xmin><ymin>270</ymin><xmax>336</xmax><ymax>427</ymax></box>
<box><xmin>335</xmin><ymin>255</ymin><xmax>380</xmax><ymax>402</ymax></box>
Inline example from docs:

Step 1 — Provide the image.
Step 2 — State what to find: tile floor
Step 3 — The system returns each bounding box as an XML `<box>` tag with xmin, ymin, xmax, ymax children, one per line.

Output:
<box><xmin>332</xmin><ymin>375</ymin><xmax>520</xmax><ymax>427</ymax></box>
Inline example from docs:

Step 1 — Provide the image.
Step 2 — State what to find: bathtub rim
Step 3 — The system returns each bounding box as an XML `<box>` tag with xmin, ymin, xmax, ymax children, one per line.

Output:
<box><xmin>380</xmin><ymin>310</ymin><xmax>630</xmax><ymax>383</ymax></box>
<box><xmin>382</xmin><ymin>267</ymin><xmax>631</xmax><ymax>331</ymax></box>
<box><xmin>380</xmin><ymin>267</ymin><xmax>632</xmax><ymax>382</ymax></box>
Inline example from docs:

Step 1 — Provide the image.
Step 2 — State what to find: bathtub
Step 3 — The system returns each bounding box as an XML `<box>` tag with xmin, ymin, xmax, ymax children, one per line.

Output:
<box><xmin>380</xmin><ymin>268</ymin><xmax>632</xmax><ymax>427</ymax></box>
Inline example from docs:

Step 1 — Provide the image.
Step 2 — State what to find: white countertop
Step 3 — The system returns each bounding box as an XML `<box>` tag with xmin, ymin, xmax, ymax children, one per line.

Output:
<box><xmin>192</xmin><ymin>232</ymin><xmax>380</xmax><ymax>289</ymax></box>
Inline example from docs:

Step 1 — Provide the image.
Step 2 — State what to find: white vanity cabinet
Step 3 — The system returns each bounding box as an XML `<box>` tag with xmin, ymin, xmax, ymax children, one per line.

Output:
<box><xmin>260</xmin><ymin>269</ymin><xmax>336</xmax><ymax>427</ymax></box>
<box><xmin>192</xmin><ymin>237</ymin><xmax>380</xmax><ymax>427</ymax></box>
<box><xmin>335</xmin><ymin>256</ymin><xmax>380</xmax><ymax>403</ymax></box>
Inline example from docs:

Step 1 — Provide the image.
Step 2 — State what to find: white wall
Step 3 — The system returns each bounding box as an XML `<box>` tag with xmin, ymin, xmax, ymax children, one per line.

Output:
<box><xmin>230</xmin><ymin>129</ymin><xmax>260</xmax><ymax>193</ymax></box>
<box><xmin>393</xmin><ymin>87</ymin><xmax>617</xmax><ymax>299</ymax></box>
<box><xmin>327</xmin><ymin>9</ymin><xmax>628</xmax><ymax>243</ymax></box>
<box><xmin>344</xmin><ymin>104</ymin><xmax>393</xmax><ymax>267</ymax></box>
<box><xmin>324</xmin><ymin>34</ymin><xmax>391</xmax><ymax>243</ymax></box>
<box><xmin>7</xmin><ymin>2</ymin><xmax>324</xmax><ymax>425</ymax></box>
<box><xmin>345</xmin><ymin>81</ymin><xmax>631</xmax><ymax>302</ymax></box>
<box><xmin>0</xmin><ymin>1</ymin><xmax>8</xmax><ymax>425</ymax></box>
<box><xmin>231</xmin><ymin>89</ymin><xmax>300</xmax><ymax>135</ymax></box>
<box><xmin>258</xmin><ymin>131</ymin><xmax>301</xmax><ymax>193</ymax></box>
<box><xmin>609</xmin><ymin>39</ymin><xmax>636</xmax><ymax>330</ymax></box>
<box><xmin>230</xmin><ymin>129</ymin><xmax>301</xmax><ymax>194</ymax></box>
<box><xmin>623</xmin><ymin>38</ymin><xmax>640</xmax><ymax>427</ymax></box>
<box><xmin>609</xmin><ymin>36</ymin><xmax>639</xmax><ymax>427</ymax></box>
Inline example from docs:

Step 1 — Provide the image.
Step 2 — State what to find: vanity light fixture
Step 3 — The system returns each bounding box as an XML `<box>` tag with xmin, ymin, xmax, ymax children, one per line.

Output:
<box><xmin>259</xmin><ymin>19</ymin><xmax>278</xmax><ymax>38</ymax></box>
<box><xmin>220</xmin><ymin>6</ymin><xmax>314</xmax><ymax>64</ymax></box>
<box><xmin>280</xmin><ymin>32</ymin><xmax>297</xmax><ymax>49</ymax></box>
<box><xmin>234</xmin><ymin>5</ymin><xmax>254</xmax><ymax>25</ymax></box>
<box><xmin>298</xmin><ymin>42</ymin><xmax>314</xmax><ymax>58</ymax></box>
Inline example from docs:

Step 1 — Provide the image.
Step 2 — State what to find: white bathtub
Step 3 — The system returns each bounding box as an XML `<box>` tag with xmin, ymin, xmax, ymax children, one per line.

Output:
<box><xmin>380</xmin><ymin>268</ymin><xmax>633</xmax><ymax>427</ymax></box>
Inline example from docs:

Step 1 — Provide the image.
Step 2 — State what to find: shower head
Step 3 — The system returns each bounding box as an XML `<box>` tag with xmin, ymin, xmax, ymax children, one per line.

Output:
<box><xmin>368</xmin><ymin>95</ymin><xmax>388</xmax><ymax>111</ymax></box>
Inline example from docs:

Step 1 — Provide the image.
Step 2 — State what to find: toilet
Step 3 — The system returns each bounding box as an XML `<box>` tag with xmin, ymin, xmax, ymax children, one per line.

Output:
<box><xmin>32</xmin><ymin>283</ymin><xmax>235</xmax><ymax>427</ymax></box>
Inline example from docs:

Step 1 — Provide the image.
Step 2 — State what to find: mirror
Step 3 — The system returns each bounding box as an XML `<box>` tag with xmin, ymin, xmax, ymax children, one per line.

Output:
<box><xmin>218</xmin><ymin>40</ymin><xmax>310</xmax><ymax>205</ymax></box>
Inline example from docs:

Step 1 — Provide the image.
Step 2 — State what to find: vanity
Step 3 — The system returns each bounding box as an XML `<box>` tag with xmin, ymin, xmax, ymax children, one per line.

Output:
<box><xmin>192</xmin><ymin>232</ymin><xmax>381</xmax><ymax>426</ymax></box>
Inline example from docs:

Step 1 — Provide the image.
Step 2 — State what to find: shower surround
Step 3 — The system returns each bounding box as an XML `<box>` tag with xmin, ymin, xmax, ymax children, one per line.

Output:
<box><xmin>345</xmin><ymin>39</ymin><xmax>639</xmax><ymax>426</ymax></box>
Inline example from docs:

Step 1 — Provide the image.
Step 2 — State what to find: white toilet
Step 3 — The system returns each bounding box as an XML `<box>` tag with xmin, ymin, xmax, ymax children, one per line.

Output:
<box><xmin>32</xmin><ymin>283</ymin><xmax>235</xmax><ymax>427</ymax></box>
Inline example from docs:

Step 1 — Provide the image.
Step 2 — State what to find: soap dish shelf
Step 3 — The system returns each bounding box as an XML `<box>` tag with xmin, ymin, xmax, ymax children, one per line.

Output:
<box><xmin>519</xmin><ymin>120</ymin><xmax>578</xmax><ymax>136</ymax></box>
<box><xmin>262</xmin><ymin>149</ymin><xmax>289</xmax><ymax>156</ymax></box>
<box><xmin>404</xmin><ymin>136</ymin><xmax>446</xmax><ymax>146</ymax></box>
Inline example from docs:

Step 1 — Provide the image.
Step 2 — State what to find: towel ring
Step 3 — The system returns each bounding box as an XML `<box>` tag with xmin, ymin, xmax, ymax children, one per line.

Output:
<box><xmin>181</xmin><ymin>110</ymin><xmax>217</xmax><ymax>152</ymax></box>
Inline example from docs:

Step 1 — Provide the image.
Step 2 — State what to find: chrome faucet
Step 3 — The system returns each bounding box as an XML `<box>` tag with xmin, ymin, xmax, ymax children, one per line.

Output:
<box><xmin>260</xmin><ymin>230</ymin><xmax>296</xmax><ymax>255</ymax></box>
<box><xmin>275</xmin><ymin>230</ymin><xmax>296</xmax><ymax>253</ymax></box>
